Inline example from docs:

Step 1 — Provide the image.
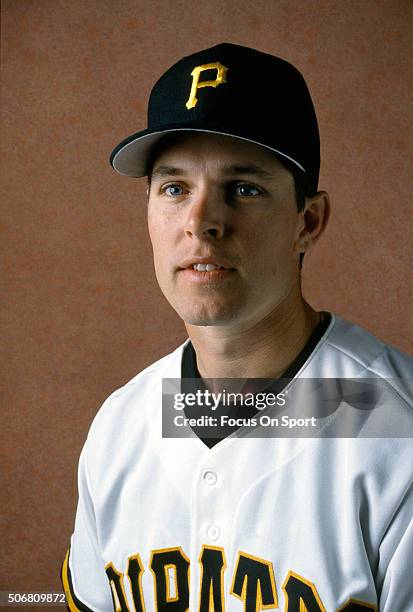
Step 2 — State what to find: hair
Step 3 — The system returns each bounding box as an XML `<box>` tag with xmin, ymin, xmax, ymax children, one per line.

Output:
<box><xmin>146</xmin><ymin>133</ymin><xmax>314</xmax><ymax>268</ymax></box>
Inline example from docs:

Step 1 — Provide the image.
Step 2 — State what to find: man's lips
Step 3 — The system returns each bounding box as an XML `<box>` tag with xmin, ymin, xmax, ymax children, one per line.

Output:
<box><xmin>178</xmin><ymin>256</ymin><xmax>236</xmax><ymax>271</ymax></box>
<box><xmin>177</xmin><ymin>256</ymin><xmax>237</xmax><ymax>283</ymax></box>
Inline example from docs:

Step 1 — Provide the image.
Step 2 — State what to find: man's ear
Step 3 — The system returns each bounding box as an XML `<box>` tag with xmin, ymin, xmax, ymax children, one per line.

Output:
<box><xmin>294</xmin><ymin>191</ymin><xmax>331</xmax><ymax>254</ymax></box>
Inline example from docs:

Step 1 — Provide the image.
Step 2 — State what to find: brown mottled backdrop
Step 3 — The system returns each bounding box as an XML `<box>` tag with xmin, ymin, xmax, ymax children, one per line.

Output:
<box><xmin>1</xmin><ymin>0</ymin><xmax>412</xmax><ymax>603</ymax></box>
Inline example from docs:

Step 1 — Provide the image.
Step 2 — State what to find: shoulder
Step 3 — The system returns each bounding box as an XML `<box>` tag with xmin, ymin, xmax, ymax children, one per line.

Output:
<box><xmin>303</xmin><ymin>317</ymin><xmax>413</xmax><ymax>517</ymax></box>
<box><xmin>307</xmin><ymin>314</ymin><xmax>413</xmax><ymax>396</ymax></box>
<box><xmin>83</xmin><ymin>341</ymin><xmax>188</xmax><ymax>460</ymax></box>
<box><xmin>301</xmin><ymin>315</ymin><xmax>413</xmax><ymax>438</ymax></box>
<box><xmin>324</xmin><ymin>314</ymin><xmax>412</xmax><ymax>372</ymax></box>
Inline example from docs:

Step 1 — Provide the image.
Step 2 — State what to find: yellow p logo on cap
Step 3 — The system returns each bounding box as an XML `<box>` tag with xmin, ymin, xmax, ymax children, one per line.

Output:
<box><xmin>185</xmin><ymin>62</ymin><xmax>228</xmax><ymax>110</ymax></box>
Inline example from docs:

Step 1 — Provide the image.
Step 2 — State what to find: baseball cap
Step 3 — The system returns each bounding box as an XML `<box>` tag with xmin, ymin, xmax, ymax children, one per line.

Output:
<box><xmin>110</xmin><ymin>43</ymin><xmax>320</xmax><ymax>193</ymax></box>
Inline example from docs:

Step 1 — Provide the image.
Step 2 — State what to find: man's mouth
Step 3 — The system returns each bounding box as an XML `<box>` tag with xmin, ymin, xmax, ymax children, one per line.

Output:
<box><xmin>178</xmin><ymin>257</ymin><xmax>236</xmax><ymax>282</ymax></box>
<box><xmin>191</xmin><ymin>263</ymin><xmax>226</xmax><ymax>272</ymax></box>
<box><xmin>179</xmin><ymin>256</ymin><xmax>236</xmax><ymax>272</ymax></box>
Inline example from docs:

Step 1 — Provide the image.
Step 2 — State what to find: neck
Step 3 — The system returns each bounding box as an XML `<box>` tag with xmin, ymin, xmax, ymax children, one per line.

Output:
<box><xmin>185</xmin><ymin>295</ymin><xmax>321</xmax><ymax>380</ymax></box>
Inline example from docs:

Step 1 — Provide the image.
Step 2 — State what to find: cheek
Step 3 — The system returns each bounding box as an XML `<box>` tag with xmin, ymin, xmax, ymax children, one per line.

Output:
<box><xmin>245</xmin><ymin>216</ymin><xmax>295</xmax><ymax>258</ymax></box>
<box><xmin>148</xmin><ymin>203</ymin><xmax>167</xmax><ymax>241</ymax></box>
<box><xmin>148</xmin><ymin>215</ymin><xmax>166</xmax><ymax>273</ymax></box>
<box><xmin>148</xmin><ymin>209</ymin><xmax>178</xmax><ymax>286</ymax></box>
<box><xmin>148</xmin><ymin>201</ymin><xmax>178</xmax><ymax>239</ymax></box>
<box><xmin>244</xmin><ymin>216</ymin><xmax>298</xmax><ymax>281</ymax></box>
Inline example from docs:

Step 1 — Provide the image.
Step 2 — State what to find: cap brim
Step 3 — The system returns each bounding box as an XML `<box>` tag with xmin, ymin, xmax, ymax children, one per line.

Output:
<box><xmin>110</xmin><ymin>126</ymin><xmax>306</xmax><ymax>178</ymax></box>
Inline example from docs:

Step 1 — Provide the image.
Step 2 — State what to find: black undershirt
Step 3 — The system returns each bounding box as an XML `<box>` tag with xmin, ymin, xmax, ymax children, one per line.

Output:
<box><xmin>181</xmin><ymin>312</ymin><xmax>332</xmax><ymax>448</ymax></box>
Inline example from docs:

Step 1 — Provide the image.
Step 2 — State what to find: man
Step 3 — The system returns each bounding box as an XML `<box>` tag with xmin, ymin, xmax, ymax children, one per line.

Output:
<box><xmin>61</xmin><ymin>44</ymin><xmax>413</xmax><ymax>611</ymax></box>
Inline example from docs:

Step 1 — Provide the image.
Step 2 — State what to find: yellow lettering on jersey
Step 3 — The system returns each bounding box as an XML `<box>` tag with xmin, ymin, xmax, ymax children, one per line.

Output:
<box><xmin>185</xmin><ymin>62</ymin><xmax>228</xmax><ymax>109</ymax></box>
<box><xmin>61</xmin><ymin>548</ymin><xmax>83</xmax><ymax>612</ymax></box>
<box><xmin>164</xmin><ymin>564</ymin><xmax>179</xmax><ymax>602</ymax></box>
<box><xmin>230</xmin><ymin>551</ymin><xmax>278</xmax><ymax>611</ymax></box>
<box><xmin>198</xmin><ymin>545</ymin><xmax>226</xmax><ymax>612</ymax></box>
<box><xmin>282</xmin><ymin>571</ymin><xmax>325</xmax><ymax>612</ymax></box>
<box><xmin>126</xmin><ymin>554</ymin><xmax>146</xmax><ymax>612</ymax></box>
<box><xmin>105</xmin><ymin>562</ymin><xmax>131</xmax><ymax>612</ymax></box>
<box><xmin>336</xmin><ymin>598</ymin><xmax>378</xmax><ymax>611</ymax></box>
<box><xmin>149</xmin><ymin>546</ymin><xmax>190</xmax><ymax>610</ymax></box>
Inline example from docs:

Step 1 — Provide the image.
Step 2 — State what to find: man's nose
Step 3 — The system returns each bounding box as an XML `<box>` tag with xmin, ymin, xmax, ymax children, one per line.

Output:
<box><xmin>183</xmin><ymin>189</ymin><xmax>226</xmax><ymax>240</ymax></box>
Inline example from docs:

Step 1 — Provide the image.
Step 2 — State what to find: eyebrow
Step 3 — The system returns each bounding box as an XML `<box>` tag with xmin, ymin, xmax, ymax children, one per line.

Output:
<box><xmin>150</xmin><ymin>164</ymin><xmax>276</xmax><ymax>182</ymax></box>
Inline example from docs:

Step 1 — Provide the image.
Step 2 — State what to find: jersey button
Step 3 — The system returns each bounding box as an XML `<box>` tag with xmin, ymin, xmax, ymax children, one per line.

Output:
<box><xmin>203</xmin><ymin>470</ymin><xmax>218</xmax><ymax>486</ymax></box>
<box><xmin>207</xmin><ymin>524</ymin><xmax>220</xmax><ymax>541</ymax></box>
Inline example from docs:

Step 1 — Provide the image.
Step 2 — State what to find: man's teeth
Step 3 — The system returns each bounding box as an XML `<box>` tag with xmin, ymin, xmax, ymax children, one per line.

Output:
<box><xmin>192</xmin><ymin>263</ymin><xmax>223</xmax><ymax>271</ymax></box>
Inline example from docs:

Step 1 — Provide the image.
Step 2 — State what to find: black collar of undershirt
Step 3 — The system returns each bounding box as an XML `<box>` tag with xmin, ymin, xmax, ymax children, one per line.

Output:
<box><xmin>181</xmin><ymin>312</ymin><xmax>332</xmax><ymax>448</ymax></box>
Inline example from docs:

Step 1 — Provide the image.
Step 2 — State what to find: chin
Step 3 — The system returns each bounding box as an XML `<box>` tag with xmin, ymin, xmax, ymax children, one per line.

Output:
<box><xmin>174</xmin><ymin>300</ymin><xmax>241</xmax><ymax>327</ymax></box>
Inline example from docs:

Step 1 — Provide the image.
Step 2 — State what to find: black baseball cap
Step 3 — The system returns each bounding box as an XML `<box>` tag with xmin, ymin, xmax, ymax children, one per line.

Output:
<box><xmin>110</xmin><ymin>43</ymin><xmax>320</xmax><ymax>193</ymax></box>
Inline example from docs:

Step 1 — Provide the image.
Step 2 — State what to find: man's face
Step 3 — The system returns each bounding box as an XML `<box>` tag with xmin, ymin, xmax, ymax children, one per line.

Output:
<box><xmin>147</xmin><ymin>133</ymin><xmax>305</xmax><ymax>330</ymax></box>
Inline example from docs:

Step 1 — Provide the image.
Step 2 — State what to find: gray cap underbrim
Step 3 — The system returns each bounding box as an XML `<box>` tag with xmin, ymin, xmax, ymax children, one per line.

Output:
<box><xmin>110</xmin><ymin>128</ymin><xmax>307</xmax><ymax>178</ymax></box>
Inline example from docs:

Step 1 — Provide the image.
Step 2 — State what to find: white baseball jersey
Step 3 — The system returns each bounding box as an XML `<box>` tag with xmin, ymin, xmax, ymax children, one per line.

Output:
<box><xmin>61</xmin><ymin>314</ymin><xmax>413</xmax><ymax>611</ymax></box>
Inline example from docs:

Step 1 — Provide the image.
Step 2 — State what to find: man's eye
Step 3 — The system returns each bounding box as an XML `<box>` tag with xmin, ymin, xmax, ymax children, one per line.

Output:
<box><xmin>234</xmin><ymin>183</ymin><xmax>262</xmax><ymax>197</ymax></box>
<box><xmin>162</xmin><ymin>184</ymin><xmax>185</xmax><ymax>196</ymax></box>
